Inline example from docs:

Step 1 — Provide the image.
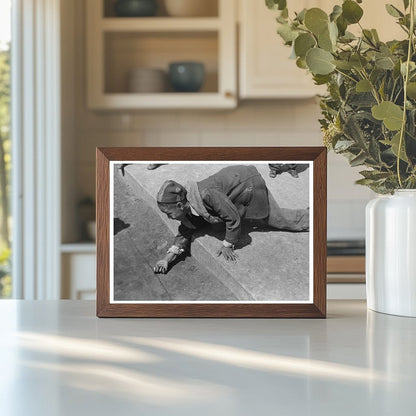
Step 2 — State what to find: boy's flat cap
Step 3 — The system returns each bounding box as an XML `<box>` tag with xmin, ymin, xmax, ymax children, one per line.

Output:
<box><xmin>156</xmin><ymin>180</ymin><xmax>187</xmax><ymax>203</ymax></box>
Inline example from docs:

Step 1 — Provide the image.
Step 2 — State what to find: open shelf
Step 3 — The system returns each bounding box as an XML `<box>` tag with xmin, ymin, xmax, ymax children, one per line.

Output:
<box><xmin>104</xmin><ymin>31</ymin><xmax>218</xmax><ymax>94</ymax></box>
<box><xmin>90</xmin><ymin>92</ymin><xmax>234</xmax><ymax>109</ymax></box>
<box><xmin>87</xmin><ymin>0</ymin><xmax>236</xmax><ymax>109</ymax></box>
<box><xmin>61</xmin><ymin>242</ymin><xmax>96</xmax><ymax>254</ymax></box>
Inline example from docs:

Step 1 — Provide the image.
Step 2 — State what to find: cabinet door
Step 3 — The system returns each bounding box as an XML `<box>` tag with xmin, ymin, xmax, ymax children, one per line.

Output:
<box><xmin>239</xmin><ymin>0</ymin><xmax>326</xmax><ymax>99</ymax></box>
<box><xmin>62</xmin><ymin>253</ymin><xmax>96</xmax><ymax>300</ymax></box>
<box><xmin>239</xmin><ymin>0</ymin><xmax>404</xmax><ymax>99</ymax></box>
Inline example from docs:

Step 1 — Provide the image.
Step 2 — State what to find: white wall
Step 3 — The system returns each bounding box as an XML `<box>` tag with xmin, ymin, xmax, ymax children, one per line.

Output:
<box><xmin>61</xmin><ymin>0</ymin><xmax>374</xmax><ymax>243</ymax></box>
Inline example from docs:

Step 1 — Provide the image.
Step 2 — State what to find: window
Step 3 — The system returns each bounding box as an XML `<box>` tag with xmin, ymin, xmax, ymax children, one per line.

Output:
<box><xmin>0</xmin><ymin>0</ymin><xmax>11</xmax><ymax>298</ymax></box>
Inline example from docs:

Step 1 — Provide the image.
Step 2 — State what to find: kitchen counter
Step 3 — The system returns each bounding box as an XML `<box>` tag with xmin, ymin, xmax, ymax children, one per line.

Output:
<box><xmin>0</xmin><ymin>300</ymin><xmax>415</xmax><ymax>415</ymax></box>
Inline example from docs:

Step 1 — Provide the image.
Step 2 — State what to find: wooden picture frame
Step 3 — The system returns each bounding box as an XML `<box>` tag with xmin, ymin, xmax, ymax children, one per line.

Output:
<box><xmin>96</xmin><ymin>147</ymin><xmax>327</xmax><ymax>317</ymax></box>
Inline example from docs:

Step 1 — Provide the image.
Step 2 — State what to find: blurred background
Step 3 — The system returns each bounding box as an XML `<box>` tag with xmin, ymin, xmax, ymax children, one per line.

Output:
<box><xmin>2</xmin><ymin>0</ymin><xmax>403</xmax><ymax>300</ymax></box>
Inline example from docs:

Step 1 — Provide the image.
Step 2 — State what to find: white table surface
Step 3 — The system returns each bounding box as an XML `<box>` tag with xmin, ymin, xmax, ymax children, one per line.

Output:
<box><xmin>0</xmin><ymin>300</ymin><xmax>415</xmax><ymax>416</ymax></box>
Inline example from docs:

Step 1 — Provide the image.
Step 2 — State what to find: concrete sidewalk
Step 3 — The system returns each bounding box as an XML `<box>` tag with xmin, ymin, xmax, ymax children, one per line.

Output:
<box><xmin>113</xmin><ymin>171</ymin><xmax>238</xmax><ymax>301</ymax></box>
<box><xmin>118</xmin><ymin>162</ymin><xmax>310</xmax><ymax>301</ymax></box>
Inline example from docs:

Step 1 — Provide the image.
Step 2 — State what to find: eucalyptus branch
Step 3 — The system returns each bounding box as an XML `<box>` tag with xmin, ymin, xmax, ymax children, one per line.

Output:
<box><xmin>404</xmin><ymin>128</ymin><xmax>416</xmax><ymax>140</ymax></box>
<box><xmin>393</xmin><ymin>85</ymin><xmax>404</xmax><ymax>103</ymax></box>
<box><xmin>390</xmin><ymin>79</ymin><xmax>398</xmax><ymax>101</ymax></box>
<box><xmin>337</xmin><ymin>45</ymin><xmax>350</xmax><ymax>53</ymax></box>
<box><xmin>397</xmin><ymin>0</ymin><xmax>415</xmax><ymax>188</ymax></box>
<box><xmin>267</xmin><ymin>0</ymin><xmax>416</xmax><ymax>193</ymax></box>
<box><xmin>398</xmin><ymin>22</ymin><xmax>410</xmax><ymax>35</ymax></box>
<box><xmin>354</xmin><ymin>37</ymin><xmax>363</xmax><ymax>54</ymax></box>
<box><xmin>334</xmin><ymin>68</ymin><xmax>358</xmax><ymax>84</ymax></box>
<box><xmin>358</xmin><ymin>69</ymin><xmax>381</xmax><ymax>104</ymax></box>
<box><xmin>358</xmin><ymin>22</ymin><xmax>378</xmax><ymax>49</ymax></box>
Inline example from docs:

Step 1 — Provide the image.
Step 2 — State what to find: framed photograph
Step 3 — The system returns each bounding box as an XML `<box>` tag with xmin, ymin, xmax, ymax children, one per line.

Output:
<box><xmin>96</xmin><ymin>147</ymin><xmax>327</xmax><ymax>318</ymax></box>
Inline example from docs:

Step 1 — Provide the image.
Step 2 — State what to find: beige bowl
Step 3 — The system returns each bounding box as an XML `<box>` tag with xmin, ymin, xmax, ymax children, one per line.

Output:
<box><xmin>128</xmin><ymin>68</ymin><xmax>167</xmax><ymax>93</ymax></box>
<box><xmin>164</xmin><ymin>0</ymin><xmax>218</xmax><ymax>17</ymax></box>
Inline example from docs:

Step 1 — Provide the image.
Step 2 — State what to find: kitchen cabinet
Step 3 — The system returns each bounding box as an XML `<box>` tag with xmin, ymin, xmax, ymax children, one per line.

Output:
<box><xmin>61</xmin><ymin>244</ymin><xmax>96</xmax><ymax>300</ymax></box>
<box><xmin>238</xmin><ymin>0</ymin><xmax>404</xmax><ymax>99</ymax></box>
<box><xmin>238</xmin><ymin>0</ymin><xmax>325</xmax><ymax>99</ymax></box>
<box><xmin>86</xmin><ymin>0</ymin><xmax>237</xmax><ymax>109</ymax></box>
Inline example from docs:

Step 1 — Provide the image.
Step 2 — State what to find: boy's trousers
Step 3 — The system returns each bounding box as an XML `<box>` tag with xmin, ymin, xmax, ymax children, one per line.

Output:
<box><xmin>266</xmin><ymin>191</ymin><xmax>309</xmax><ymax>232</ymax></box>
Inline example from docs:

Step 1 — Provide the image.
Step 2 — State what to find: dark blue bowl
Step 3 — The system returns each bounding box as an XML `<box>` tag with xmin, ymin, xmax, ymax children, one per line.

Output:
<box><xmin>114</xmin><ymin>0</ymin><xmax>157</xmax><ymax>17</ymax></box>
<box><xmin>168</xmin><ymin>62</ymin><xmax>205</xmax><ymax>92</ymax></box>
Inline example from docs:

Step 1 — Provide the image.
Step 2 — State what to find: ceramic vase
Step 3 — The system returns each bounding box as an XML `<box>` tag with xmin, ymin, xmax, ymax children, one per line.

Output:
<box><xmin>114</xmin><ymin>0</ymin><xmax>157</xmax><ymax>17</ymax></box>
<box><xmin>168</xmin><ymin>62</ymin><xmax>205</xmax><ymax>92</ymax></box>
<box><xmin>366</xmin><ymin>190</ymin><xmax>416</xmax><ymax>317</ymax></box>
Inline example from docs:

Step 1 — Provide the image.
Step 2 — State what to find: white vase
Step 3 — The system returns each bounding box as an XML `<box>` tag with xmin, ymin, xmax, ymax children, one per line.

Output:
<box><xmin>366</xmin><ymin>190</ymin><xmax>416</xmax><ymax>317</ymax></box>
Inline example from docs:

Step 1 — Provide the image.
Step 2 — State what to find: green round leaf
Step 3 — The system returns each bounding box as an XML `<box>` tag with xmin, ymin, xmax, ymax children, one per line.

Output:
<box><xmin>385</xmin><ymin>4</ymin><xmax>404</xmax><ymax>18</ymax></box>
<box><xmin>316</xmin><ymin>22</ymin><xmax>338</xmax><ymax>53</ymax></box>
<box><xmin>407</xmin><ymin>82</ymin><xmax>416</xmax><ymax>99</ymax></box>
<box><xmin>375</xmin><ymin>56</ymin><xmax>395</xmax><ymax>70</ymax></box>
<box><xmin>296</xmin><ymin>57</ymin><xmax>308</xmax><ymax>69</ymax></box>
<box><xmin>330</xmin><ymin>5</ymin><xmax>342</xmax><ymax>22</ymax></box>
<box><xmin>371</xmin><ymin>29</ymin><xmax>380</xmax><ymax>42</ymax></box>
<box><xmin>306</xmin><ymin>48</ymin><xmax>335</xmax><ymax>75</ymax></box>
<box><xmin>356</xmin><ymin>80</ymin><xmax>372</xmax><ymax>92</ymax></box>
<box><xmin>294</xmin><ymin>33</ymin><xmax>316</xmax><ymax>58</ymax></box>
<box><xmin>277</xmin><ymin>23</ymin><xmax>298</xmax><ymax>43</ymax></box>
<box><xmin>336</xmin><ymin>15</ymin><xmax>348</xmax><ymax>36</ymax></box>
<box><xmin>371</xmin><ymin>101</ymin><xmax>404</xmax><ymax>131</ymax></box>
<box><xmin>296</xmin><ymin>8</ymin><xmax>307</xmax><ymax>23</ymax></box>
<box><xmin>318</xmin><ymin>28</ymin><xmax>334</xmax><ymax>52</ymax></box>
<box><xmin>350</xmin><ymin>54</ymin><xmax>368</xmax><ymax>70</ymax></box>
<box><xmin>304</xmin><ymin>8</ymin><xmax>329</xmax><ymax>35</ymax></box>
<box><xmin>389</xmin><ymin>132</ymin><xmax>408</xmax><ymax>162</ymax></box>
<box><xmin>342</xmin><ymin>0</ymin><xmax>364</xmax><ymax>24</ymax></box>
<box><xmin>313</xmin><ymin>74</ymin><xmax>332</xmax><ymax>85</ymax></box>
<box><xmin>401</xmin><ymin>61</ymin><xmax>416</xmax><ymax>76</ymax></box>
<box><xmin>339</xmin><ymin>31</ymin><xmax>356</xmax><ymax>43</ymax></box>
<box><xmin>333</xmin><ymin>60</ymin><xmax>353</xmax><ymax>70</ymax></box>
<box><xmin>328</xmin><ymin>21</ymin><xmax>338</xmax><ymax>43</ymax></box>
<box><xmin>266</xmin><ymin>0</ymin><xmax>287</xmax><ymax>11</ymax></box>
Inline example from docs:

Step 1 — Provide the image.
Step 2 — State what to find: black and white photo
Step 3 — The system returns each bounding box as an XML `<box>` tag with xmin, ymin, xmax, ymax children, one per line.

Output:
<box><xmin>110</xmin><ymin>161</ymin><xmax>312</xmax><ymax>303</ymax></box>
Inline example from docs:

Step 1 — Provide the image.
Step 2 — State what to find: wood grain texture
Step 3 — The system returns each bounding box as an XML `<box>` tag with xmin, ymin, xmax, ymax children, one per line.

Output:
<box><xmin>96</xmin><ymin>147</ymin><xmax>327</xmax><ymax>318</ymax></box>
<box><xmin>313</xmin><ymin>148</ymin><xmax>327</xmax><ymax>318</ymax></box>
<box><xmin>96</xmin><ymin>148</ymin><xmax>110</xmax><ymax>317</ymax></box>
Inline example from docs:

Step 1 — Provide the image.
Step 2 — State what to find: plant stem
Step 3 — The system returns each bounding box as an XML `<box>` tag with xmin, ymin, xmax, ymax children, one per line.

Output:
<box><xmin>397</xmin><ymin>0</ymin><xmax>415</xmax><ymax>188</ymax></box>
<box><xmin>334</xmin><ymin>68</ymin><xmax>358</xmax><ymax>84</ymax></box>
<box><xmin>390</xmin><ymin>79</ymin><xmax>398</xmax><ymax>101</ymax></box>
<box><xmin>358</xmin><ymin>69</ymin><xmax>381</xmax><ymax>104</ymax></box>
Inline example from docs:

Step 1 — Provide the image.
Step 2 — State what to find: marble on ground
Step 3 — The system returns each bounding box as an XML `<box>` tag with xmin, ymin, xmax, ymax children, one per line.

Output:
<box><xmin>115</xmin><ymin>162</ymin><xmax>310</xmax><ymax>301</ymax></box>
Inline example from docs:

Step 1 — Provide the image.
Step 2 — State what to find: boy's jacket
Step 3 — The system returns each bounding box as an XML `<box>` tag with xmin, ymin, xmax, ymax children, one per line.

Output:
<box><xmin>174</xmin><ymin>165</ymin><xmax>269</xmax><ymax>248</ymax></box>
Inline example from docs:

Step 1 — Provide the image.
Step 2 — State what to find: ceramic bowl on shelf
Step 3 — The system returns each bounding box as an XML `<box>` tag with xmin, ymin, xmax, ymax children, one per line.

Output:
<box><xmin>164</xmin><ymin>0</ymin><xmax>218</xmax><ymax>17</ymax></box>
<box><xmin>114</xmin><ymin>0</ymin><xmax>158</xmax><ymax>17</ymax></box>
<box><xmin>128</xmin><ymin>68</ymin><xmax>167</xmax><ymax>93</ymax></box>
<box><xmin>168</xmin><ymin>61</ymin><xmax>205</xmax><ymax>92</ymax></box>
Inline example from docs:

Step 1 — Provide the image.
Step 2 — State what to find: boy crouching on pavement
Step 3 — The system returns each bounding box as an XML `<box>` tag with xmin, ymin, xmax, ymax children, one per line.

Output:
<box><xmin>153</xmin><ymin>165</ymin><xmax>309</xmax><ymax>274</ymax></box>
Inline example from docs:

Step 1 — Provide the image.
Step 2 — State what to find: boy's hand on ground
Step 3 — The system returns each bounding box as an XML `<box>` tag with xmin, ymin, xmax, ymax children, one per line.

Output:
<box><xmin>216</xmin><ymin>246</ymin><xmax>238</xmax><ymax>263</ymax></box>
<box><xmin>154</xmin><ymin>259</ymin><xmax>168</xmax><ymax>274</ymax></box>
